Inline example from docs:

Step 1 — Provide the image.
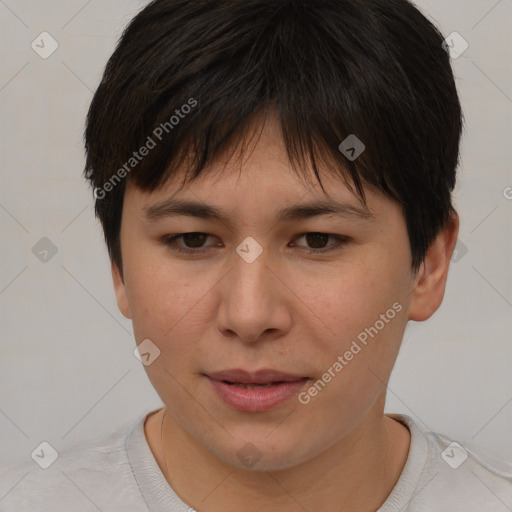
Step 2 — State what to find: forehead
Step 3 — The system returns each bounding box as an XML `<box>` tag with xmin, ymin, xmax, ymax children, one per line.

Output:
<box><xmin>123</xmin><ymin>112</ymin><xmax>389</xmax><ymax>224</ymax></box>
<box><xmin>127</xmin><ymin>156</ymin><xmax>364</xmax><ymax>209</ymax></box>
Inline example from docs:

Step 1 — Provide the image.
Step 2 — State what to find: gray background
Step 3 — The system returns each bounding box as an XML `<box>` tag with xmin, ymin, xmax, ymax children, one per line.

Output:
<box><xmin>1</xmin><ymin>0</ymin><xmax>511</xmax><ymax>468</ymax></box>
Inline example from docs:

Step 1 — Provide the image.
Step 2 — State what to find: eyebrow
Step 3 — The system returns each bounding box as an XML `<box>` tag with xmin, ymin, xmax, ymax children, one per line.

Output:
<box><xmin>144</xmin><ymin>198</ymin><xmax>375</xmax><ymax>223</ymax></box>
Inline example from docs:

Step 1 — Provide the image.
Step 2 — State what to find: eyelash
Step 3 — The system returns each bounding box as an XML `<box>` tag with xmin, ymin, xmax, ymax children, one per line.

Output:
<box><xmin>161</xmin><ymin>232</ymin><xmax>350</xmax><ymax>256</ymax></box>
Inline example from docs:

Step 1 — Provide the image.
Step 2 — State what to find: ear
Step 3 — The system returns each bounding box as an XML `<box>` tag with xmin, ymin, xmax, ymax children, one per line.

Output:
<box><xmin>111</xmin><ymin>260</ymin><xmax>132</xmax><ymax>319</ymax></box>
<box><xmin>408</xmin><ymin>211</ymin><xmax>459</xmax><ymax>321</ymax></box>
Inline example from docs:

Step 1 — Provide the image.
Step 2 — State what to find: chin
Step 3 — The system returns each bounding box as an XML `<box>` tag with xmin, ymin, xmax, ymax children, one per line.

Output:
<box><xmin>209</xmin><ymin>431</ymin><xmax>320</xmax><ymax>473</ymax></box>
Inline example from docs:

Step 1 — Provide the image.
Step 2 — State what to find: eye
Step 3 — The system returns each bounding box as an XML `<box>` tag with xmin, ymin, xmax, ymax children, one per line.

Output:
<box><xmin>291</xmin><ymin>233</ymin><xmax>350</xmax><ymax>254</ymax></box>
<box><xmin>161</xmin><ymin>232</ymin><xmax>219</xmax><ymax>254</ymax></box>
<box><xmin>161</xmin><ymin>232</ymin><xmax>350</xmax><ymax>256</ymax></box>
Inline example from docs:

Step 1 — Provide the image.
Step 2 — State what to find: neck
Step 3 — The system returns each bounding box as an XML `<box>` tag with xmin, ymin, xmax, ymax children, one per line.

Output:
<box><xmin>145</xmin><ymin>404</ymin><xmax>410</xmax><ymax>511</ymax></box>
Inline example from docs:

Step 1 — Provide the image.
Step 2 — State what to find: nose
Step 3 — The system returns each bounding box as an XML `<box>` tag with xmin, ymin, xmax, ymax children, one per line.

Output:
<box><xmin>215</xmin><ymin>245</ymin><xmax>292</xmax><ymax>344</ymax></box>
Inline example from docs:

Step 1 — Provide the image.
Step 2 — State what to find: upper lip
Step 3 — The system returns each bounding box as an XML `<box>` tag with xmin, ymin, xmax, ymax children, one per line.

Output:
<box><xmin>206</xmin><ymin>369</ymin><xmax>308</xmax><ymax>384</ymax></box>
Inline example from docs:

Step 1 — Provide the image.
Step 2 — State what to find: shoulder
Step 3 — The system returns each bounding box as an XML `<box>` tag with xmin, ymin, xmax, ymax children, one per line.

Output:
<box><xmin>0</xmin><ymin>414</ymin><xmax>149</xmax><ymax>512</ymax></box>
<box><xmin>386</xmin><ymin>414</ymin><xmax>512</xmax><ymax>512</ymax></box>
<box><xmin>426</xmin><ymin>426</ymin><xmax>512</xmax><ymax>504</ymax></box>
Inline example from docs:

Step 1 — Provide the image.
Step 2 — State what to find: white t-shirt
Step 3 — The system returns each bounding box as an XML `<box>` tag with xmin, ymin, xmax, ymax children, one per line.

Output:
<box><xmin>1</xmin><ymin>408</ymin><xmax>511</xmax><ymax>511</ymax></box>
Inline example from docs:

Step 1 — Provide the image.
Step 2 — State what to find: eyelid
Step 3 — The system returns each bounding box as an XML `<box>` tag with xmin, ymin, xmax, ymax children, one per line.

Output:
<box><xmin>161</xmin><ymin>233</ymin><xmax>219</xmax><ymax>254</ymax></box>
<box><xmin>291</xmin><ymin>232</ymin><xmax>351</xmax><ymax>249</ymax></box>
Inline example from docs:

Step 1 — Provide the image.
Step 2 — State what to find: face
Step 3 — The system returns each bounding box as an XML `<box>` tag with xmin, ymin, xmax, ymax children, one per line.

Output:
<box><xmin>112</xmin><ymin>115</ymin><xmax>445</xmax><ymax>472</ymax></box>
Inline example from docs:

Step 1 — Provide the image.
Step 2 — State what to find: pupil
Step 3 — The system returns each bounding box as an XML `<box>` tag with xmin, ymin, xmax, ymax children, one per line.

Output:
<box><xmin>306</xmin><ymin>233</ymin><xmax>328</xmax><ymax>249</ymax></box>
<box><xmin>184</xmin><ymin>233</ymin><xmax>207</xmax><ymax>248</ymax></box>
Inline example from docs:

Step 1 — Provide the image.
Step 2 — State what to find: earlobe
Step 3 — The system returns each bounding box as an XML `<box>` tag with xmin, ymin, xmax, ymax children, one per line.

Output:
<box><xmin>111</xmin><ymin>260</ymin><xmax>132</xmax><ymax>319</ymax></box>
<box><xmin>408</xmin><ymin>212</ymin><xmax>459</xmax><ymax>322</ymax></box>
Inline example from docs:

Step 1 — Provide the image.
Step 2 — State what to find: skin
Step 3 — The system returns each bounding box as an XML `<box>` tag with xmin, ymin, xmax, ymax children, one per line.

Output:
<box><xmin>112</xmin><ymin>112</ymin><xmax>459</xmax><ymax>511</ymax></box>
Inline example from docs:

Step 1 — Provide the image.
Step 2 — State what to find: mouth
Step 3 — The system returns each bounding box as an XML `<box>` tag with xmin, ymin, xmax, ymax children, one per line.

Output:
<box><xmin>205</xmin><ymin>368</ymin><xmax>309</xmax><ymax>385</ymax></box>
<box><xmin>204</xmin><ymin>369</ymin><xmax>310</xmax><ymax>412</ymax></box>
<box><xmin>220</xmin><ymin>381</ymin><xmax>291</xmax><ymax>389</ymax></box>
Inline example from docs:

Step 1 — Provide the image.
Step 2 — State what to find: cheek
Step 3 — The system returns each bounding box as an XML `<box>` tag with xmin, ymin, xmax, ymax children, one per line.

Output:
<box><xmin>123</xmin><ymin>252</ymin><xmax>222</xmax><ymax>378</ymax></box>
<box><xmin>123</xmin><ymin>243</ymin><xmax>192</xmax><ymax>334</ymax></box>
<box><xmin>124</xmin><ymin>258</ymin><xmax>208</xmax><ymax>404</ymax></box>
<box><xmin>300</xmin><ymin>257</ymin><xmax>409</xmax><ymax>404</ymax></box>
<box><xmin>305</xmin><ymin>260</ymin><xmax>405</xmax><ymax>345</ymax></box>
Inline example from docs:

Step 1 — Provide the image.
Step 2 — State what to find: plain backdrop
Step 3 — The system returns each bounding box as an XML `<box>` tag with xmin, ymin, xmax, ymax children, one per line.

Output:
<box><xmin>1</xmin><ymin>0</ymin><xmax>511</xmax><ymax>468</ymax></box>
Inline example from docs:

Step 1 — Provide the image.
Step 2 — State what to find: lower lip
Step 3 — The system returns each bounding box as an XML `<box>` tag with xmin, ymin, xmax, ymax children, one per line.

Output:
<box><xmin>206</xmin><ymin>377</ymin><xmax>309</xmax><ymax>412</ymax></box>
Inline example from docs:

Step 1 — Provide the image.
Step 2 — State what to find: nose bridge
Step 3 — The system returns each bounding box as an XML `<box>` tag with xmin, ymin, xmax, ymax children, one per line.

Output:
<box><xmin>216</xmin><ymin>238</ymin><xmax>289</xmax><ymax>342</ymax></box>
<box><xmin>230</xmin><ymin>237</ymin><xmax>273</xmax><ymax>305</ymax></box>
